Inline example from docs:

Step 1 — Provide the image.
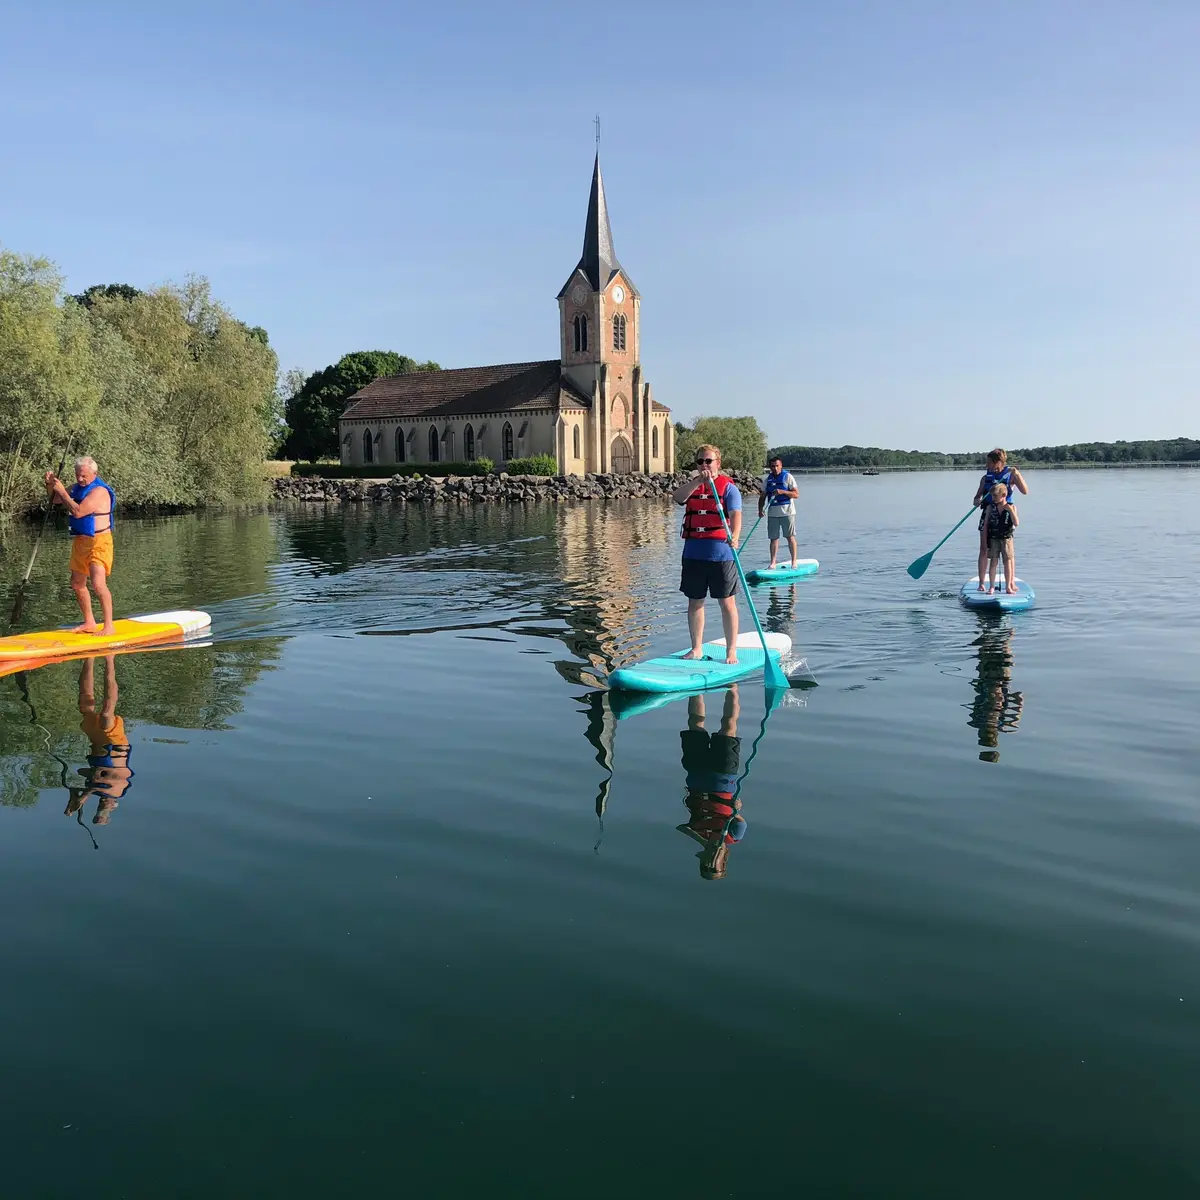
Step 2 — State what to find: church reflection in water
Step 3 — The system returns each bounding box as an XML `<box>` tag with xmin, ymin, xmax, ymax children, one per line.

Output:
<box><xmin>548</xmin><ymin>501</ymin><xmax>677</xmax><ymax>689</ymax></box>
<box><xmin>965</xmin><ymin>613</ymin><xmax>1025</xmax><ymax>763</ymax></box>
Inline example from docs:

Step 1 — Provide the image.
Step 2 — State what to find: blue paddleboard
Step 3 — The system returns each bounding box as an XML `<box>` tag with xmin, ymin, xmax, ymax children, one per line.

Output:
<box><xmin>608</xmin><ymin>632</ymin><xmax>792</xmax><ymax>694</ymax></box>
<box><xmin>960</xmin><ymin>577</ymin><xmax>1035</xmax><ymax>611</ymax></box>
<box><xmin>746</xmin><ymin>560</ymin><xmax>819</xmax><ymax>584</ymax></box>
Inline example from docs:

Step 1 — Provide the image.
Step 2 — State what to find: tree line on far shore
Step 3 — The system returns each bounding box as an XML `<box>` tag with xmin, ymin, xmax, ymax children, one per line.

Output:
<box><xmin>767</xmin><ymin>439</ymin><xmax>1200</xmax><ymax>470</ymax></box>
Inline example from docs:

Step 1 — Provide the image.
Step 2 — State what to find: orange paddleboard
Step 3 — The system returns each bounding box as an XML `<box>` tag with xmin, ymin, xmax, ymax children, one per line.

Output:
<box><xmin>0</xmin><ymin>610</ymin><xmax>211</xmax><ymax>662</ymax></box>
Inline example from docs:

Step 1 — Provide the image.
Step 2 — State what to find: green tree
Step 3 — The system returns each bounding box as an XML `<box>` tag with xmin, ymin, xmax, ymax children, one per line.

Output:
<box><xmin>676</xmin><ymin>416</ymin><xmax>768</xmax><ymax>472</ymax></box>
<box><xmin>68</xmin><ymin>282</ymin><xmax>142</xmax><ymax>309</ymax></box>
<box><xmin>2</xmin><ymin>251</ymin><xmax>280</xmax><ymax>517</ymax></box>
<box><xmin>0</xmin><ymin>251</ymin><xmax>101</xmax><ymax>513</ymax></box>
<box><xmin>282</xmin><ymin>350</ymin><xmax>441</xmax><ymax>461</ymax></box>
<box><xmin>87</xmin><ymin>277</ymin><xmax>279</xmax><ymax>503</ymax></box>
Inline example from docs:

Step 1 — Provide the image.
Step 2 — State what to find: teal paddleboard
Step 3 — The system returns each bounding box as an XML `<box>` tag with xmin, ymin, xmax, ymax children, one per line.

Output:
<box><xmin>746</xmin><ymin>560</ymin><xmax>819</xmax><ymax>584</ymax></box>
<box><xmin>960</xmin><ymin>577</ymin><xmax>1035</xmax><ymax>611</ymax></box>
<box><xmin>608</xmin><ymin>632</ymin><xmax>792</xmax><ymax>694</ymax></box>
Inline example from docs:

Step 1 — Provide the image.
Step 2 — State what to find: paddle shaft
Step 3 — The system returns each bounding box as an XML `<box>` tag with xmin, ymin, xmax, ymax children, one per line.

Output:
<box><xmin>8</xmin><ymin>440</ymin><xmax>73</xmax><ymax>628</ymax></box>
<box><xmin>706</xmin><ymin>478</ymin><xmax>790</xmax><ymax>690</ymax></box>
<box><xmin>929</xmin><ymin>507</ymin><xmax>977</xmax><ymax>555</ymax></box>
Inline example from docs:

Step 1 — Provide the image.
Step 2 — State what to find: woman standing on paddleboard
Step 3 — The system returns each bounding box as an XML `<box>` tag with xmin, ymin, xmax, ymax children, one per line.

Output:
<box><xmin>44</xmin><ymin>455</ymin><xmax>116</xmax><ymax>636</ymax></box>
<box><xmin>972</xmin><ymin>449</ymin><xmax>1027</xmax><ymax>589</ymax></box>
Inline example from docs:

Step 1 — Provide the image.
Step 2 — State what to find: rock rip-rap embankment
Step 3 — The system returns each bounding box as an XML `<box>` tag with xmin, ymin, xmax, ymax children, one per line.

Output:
<box><xmin>272</xmin><ymin>471</ymin><xmax>766</xmax><ymax>505</ymax></box>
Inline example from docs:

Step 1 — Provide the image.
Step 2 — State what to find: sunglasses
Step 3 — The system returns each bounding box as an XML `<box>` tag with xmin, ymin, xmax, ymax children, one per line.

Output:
<box><xmin>695</xmin><ymin>457</ymin><xmax>714</xmax><ymax>465</ymax></box>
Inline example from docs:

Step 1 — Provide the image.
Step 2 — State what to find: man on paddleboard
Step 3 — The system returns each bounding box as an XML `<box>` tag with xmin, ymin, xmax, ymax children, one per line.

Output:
<box><xmin>672</xmin><ymin>443</ymin><xmax>742</xmax><ymax>664</ymax></box>
<box><xmin>758</xmin><ymin>455</ymin><xmax>800</xmax><ymax>569</ymax></box>
<box><xmin>44</xmin><ymin>455</ymin><xmax>116</xmax><ymax>636</ymax></box>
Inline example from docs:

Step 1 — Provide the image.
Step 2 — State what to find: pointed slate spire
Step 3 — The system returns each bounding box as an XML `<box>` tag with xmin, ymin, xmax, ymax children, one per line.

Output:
<box><xmin>559</xmin><ymin>154</ymin><xmax>637</xmax><ymax>298</ymax></box>
<box><xmin>579</xmin><ymin>153</ymin><xmax>619</xmax><ymax>291</ymax></box>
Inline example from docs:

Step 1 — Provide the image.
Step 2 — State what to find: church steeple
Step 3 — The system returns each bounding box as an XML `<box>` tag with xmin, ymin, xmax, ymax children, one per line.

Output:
<box><xmin>558</xmin><ymin>154</ymin><xmax>638</xmax><ymax>299</ymax></box>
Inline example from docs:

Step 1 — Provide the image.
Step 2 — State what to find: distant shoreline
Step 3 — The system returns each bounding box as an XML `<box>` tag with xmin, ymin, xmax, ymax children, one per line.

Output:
<box><xmin>788</xmin><ymin>461</ymin><xmax>1200</xmax><ymax>475</ymax></box>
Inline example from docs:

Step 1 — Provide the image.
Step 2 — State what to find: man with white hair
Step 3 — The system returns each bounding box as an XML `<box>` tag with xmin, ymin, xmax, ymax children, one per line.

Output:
<box><xmin>44</xmin><ymin>455</ymin><xmax>116</xmax><ymax>635</ymax></box>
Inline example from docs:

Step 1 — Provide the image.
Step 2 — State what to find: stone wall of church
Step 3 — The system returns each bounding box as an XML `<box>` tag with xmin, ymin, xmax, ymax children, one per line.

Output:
<box><xmin>341</xmin><ymin>407</ymin><xmax>673</xmax><ymax>475</ymax></box>
<box><xmin>340</xmin><ymin>411</ymin><xmax>560</xmax><ymax>469</ymax></box>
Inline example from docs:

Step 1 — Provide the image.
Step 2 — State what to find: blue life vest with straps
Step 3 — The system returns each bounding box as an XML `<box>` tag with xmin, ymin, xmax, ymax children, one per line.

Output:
<box><xmin>764</xmin><ymin>469</ymin><xmax>795</xmax><ymax>507</ymax></box>
<box><xmin>68</xmin><ymin>478</ymin><xmax>115</xmax><ymax>536</ymax></box>
<box><xmin>980</xmin><ymin>466</ymin><xmax>1013</xmax><ymax>508</ymax></box>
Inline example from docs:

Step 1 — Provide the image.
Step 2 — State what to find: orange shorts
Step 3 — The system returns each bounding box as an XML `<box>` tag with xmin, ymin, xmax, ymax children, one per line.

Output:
<box><xmin>69</xmin><ymin>531</ymin><xmax>114</xmax><ymax>577</ymax></box>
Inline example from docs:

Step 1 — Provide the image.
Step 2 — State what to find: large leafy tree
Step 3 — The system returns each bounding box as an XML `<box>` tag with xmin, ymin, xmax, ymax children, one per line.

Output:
<box><xmin>282</xmin><ymin>350</ymin><xmax>440</xmax><ymax>461</ymax></box>
<box><xmin>0</xmin><ymin>251</ymin><xmax>280</xmax><ymax>516</ymax></box>
<box><xmin>675</xmin><ymin>415</ymin><xmax>769</xmax><ymax>472</ymax></box>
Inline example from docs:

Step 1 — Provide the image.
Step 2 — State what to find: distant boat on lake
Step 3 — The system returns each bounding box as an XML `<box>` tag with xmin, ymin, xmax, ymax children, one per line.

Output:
<box><xmin>862</xmin><ymin>468</ymin><xmax>880</xmax><ymax>476</ymax></box>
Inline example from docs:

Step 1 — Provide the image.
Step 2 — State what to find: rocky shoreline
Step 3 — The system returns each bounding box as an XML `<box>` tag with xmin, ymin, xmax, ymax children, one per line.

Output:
<box><xmin>271</xmin><ymin>470</ymin><xmax>767</xmax><ymax>505</ymax></box>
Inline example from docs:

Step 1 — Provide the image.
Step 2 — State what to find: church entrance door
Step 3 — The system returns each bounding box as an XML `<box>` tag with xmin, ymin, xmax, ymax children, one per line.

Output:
<box><xmin>611</xmin><ymin>435</ymin><xmax>634</xmax><ymax>474</ymax></box>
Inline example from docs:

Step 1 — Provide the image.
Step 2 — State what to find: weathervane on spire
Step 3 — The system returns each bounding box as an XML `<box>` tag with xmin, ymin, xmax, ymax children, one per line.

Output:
<box><xmin>594</xmin><ymin>114</ymin><xmax>601</xmax><ymax>147</ymax></box>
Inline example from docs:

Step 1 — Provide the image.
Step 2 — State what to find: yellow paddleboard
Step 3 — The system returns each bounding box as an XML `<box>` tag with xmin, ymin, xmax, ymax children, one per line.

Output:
<box><xmin>0</xmin><ymin>610</ymin><xmax>211</xmax><ymax>661</ymax></box>
<box><xmin>0</xmin><ymin>634</ymin><xmax>213</xmax><ymax>681</ymax></box>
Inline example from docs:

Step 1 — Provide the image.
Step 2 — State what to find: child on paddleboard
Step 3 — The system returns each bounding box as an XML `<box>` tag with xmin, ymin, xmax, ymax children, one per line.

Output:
<box><xmin>983</xmin><ymin>483</ymin><xmax>1019</xmax><ymax>594</ymax></box>
<box><xmin>973</xmin><ymin>448</ymin><xmax>1027</xmax><ymax>590</ymax></box>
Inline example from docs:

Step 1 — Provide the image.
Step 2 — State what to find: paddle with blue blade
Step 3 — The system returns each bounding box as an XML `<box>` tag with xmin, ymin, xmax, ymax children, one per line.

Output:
<box><xmin>708</xmin><ymin>478</ymin><xmax>792</xmax><ymax>692</ymax></box>
<box><xmin>907</xmin><ymin>507</ymin><xmax>977</xmax><ymax>581</ymax></box>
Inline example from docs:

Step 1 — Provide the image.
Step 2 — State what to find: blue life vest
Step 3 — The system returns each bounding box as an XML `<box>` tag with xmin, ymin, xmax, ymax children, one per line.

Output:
<box><xmin>764</xmin><ymin>470</ymin><xmax>794</xmax><ymax>507</ymax></box>
<box><xmin>68</xmin><ymin>478</ymin><xmax>115</xmax><ymax>536</ymax></box>
<box><xmin>980</xmin><ymin>466</ymin><xmax>1013</xmax><ymax>508</ymax></box>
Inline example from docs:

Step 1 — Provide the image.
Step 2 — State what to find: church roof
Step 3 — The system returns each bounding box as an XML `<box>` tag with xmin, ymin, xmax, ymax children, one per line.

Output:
<box><xmin>557</xmin><ymin>154</ymin><xmax>639</xmax><ymax>299</ymax></box>
<box><xmin>342</xmin><ymin>360</ymin><xmax>593</xmax><ymax>422</ymax></box>
<box><xmin>341</xmin><ymin>359</ymin><xmax>669</xmax><ymax>422</ymax></box>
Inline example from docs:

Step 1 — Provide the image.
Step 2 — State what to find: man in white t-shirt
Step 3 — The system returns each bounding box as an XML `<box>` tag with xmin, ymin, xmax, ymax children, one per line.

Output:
<box><xmin>757</xmin><ymin>455</ymin><xmax>800</xmax><ymax>569</ymax></box>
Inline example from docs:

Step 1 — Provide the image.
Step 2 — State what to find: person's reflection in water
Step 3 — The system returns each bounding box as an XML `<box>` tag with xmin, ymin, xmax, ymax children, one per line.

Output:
<box><xmin>765</xmin><ymin>584</ymin><xmax>798</xmax><ymax>634</ymax></box>
<box><xmin>65</xmin><ymin>655</ymin><xmax>134</xmax><ymax>825</ymax></box>
<box><xmin>966</xmin><ymin>616</ymin><xmax>1025</xmax><ymax>763</ymax></box>
<box><xmin>677</xmin><ymin>686</ymin><xmax>746</xmax><ymax>880</ymax></box>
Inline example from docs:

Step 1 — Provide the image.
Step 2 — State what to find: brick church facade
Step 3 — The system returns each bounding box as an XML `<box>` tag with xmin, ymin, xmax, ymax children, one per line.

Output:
<box><xmin>339</xmin><ymin>155</ymin><xmax>674</xmax><ymax>475</ymax></box>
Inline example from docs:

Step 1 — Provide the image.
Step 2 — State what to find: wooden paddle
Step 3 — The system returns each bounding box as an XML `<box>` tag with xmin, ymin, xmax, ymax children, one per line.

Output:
<box><xmin>707</xmin><ymin>478</ymin><xmax>791</xmax><ymax>691</ymax></box>
<box><xmin>8</xmin><ymin>439</ymin><xmax>73</xmax><ymax>629</ymax></box>
<box><xmin>907</xmin><ymin>507</ymin><xmax>976</xmax><ymax>580</ymax></box>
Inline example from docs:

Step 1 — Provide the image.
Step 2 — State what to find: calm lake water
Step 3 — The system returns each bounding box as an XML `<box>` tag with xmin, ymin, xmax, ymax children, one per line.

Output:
<box><xmin>2</xmin><ymin>470</ymin><xmax>1199</xmax><ymax>1198</ymax></box>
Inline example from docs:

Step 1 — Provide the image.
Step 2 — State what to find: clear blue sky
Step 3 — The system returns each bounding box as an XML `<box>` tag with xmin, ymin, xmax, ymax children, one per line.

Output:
<box><xmin>2</xmin><ymin>0</ymin><xmax>1196</xmax><ymax>450</ymax></box>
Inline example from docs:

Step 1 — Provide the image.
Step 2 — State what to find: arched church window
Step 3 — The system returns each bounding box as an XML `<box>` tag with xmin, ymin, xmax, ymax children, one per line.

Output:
<box><xmin>652</xmin><ymin>424</ymin><xmax>659</xmax><ymax>458</ymax></box>
<box><xmin>362</xmin><ymin>429</ymin><xmax>373</xmax><ymax>464</ymax></box>
<box><xmin>428</xmin><ymin>425</ymin><xmax>440</xmax><ymax>463</ymax></box>
<box><xmin>395</xmin><ymin>428</ymin><xmax>405</xmax><ymax>463</ymax></box>
<box><xmin>573</xmin><ymin>424</ymin><xmax>581</xmax><ymax>459</ymax></box>
<box><xmin>573</xmin><ymin>314</ymin><xmax>588</xmax><ymax>353</ymax></box>
<box><xmin>502</xmin><ymin>422</ymin><xmax>514</xmax><ymax>460</ymax></box>
<box><xmin>464</xmin><ymin>424</ymin><xmax>475</xmax><ymax>461</ymax></box>
<box><xmin>612</xmin><ymin>313</ymin><xmax>626</xmax><ymax>352</ymax></box>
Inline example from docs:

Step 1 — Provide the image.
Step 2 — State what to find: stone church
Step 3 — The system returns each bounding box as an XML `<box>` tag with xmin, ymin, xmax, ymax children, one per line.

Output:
<box><xmin>339</xmin><ymin>154</ymin><xmax>674</xmax><ymax>475</ymax></box>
